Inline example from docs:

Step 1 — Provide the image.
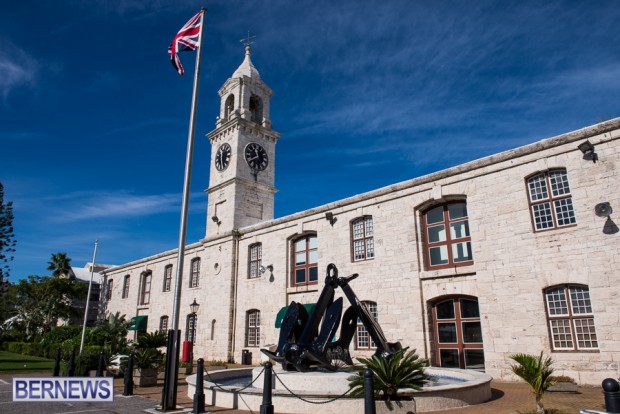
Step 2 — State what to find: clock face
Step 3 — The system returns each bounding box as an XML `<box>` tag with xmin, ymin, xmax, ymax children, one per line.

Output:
<box><xmin>244</xmin><ymin>142</ymin><xmax>269</xmax><ymax>171</ymax></box>
<box><xmin>215</xmin><ymin>143</ymin><xmax>231</xmax><ymax>171</ymax></box>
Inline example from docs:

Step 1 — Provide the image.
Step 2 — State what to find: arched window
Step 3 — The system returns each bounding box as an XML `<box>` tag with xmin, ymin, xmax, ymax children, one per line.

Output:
<box><xmin>186</xmin><ymin>314</ymin><xmax>197</xmax><ymax>343</ymax></box>
<box><xmin>544</xmin><ymin>284</ymin><xmax>598</xmax><ymax>351</ymax></box>
<box><xmin>189</xmin><ymin>258</ymin><xmax>200</xmax><ymax>288</ymax></box>
<box><xmin>422</xmin><ymin>201</ymin><xmax>472</xmax><ymax>270</ymax></box>
<box><xmin>140</xmin><ymin>272</ymin><xmax>152</xmax><ymax>305</ymax></box>
<box><xmin>355</xmin><ymin>301</ymin><xmax>377</xmax><ymax>350</ymax></box>
<box><xmin>159</xmin><ymin>315</ymin><xmax>169</xmax><ymax>332</ymax></box>
<box><xmin>225</xmin><ymin>94</ymin><xmax>235</xmax><ymax>119</ymax></box>
<box><xmin>292</xmin><ymin>234</ymin><xmax>318</xmax><ymax>286</ymax></box>
<box><xmin>527</xmin><ymin>169</ymin><xmax>576</xmax><ymax>231</ymax></box>
<box><xmin>249</xmin><ymin>95</ymin><xmax>263</xmax><ymax>124</ymax></box>
<box><xmin>248</xmin><ymin>243</ymin><xmax>262</xmax><ymax>279</ymax></box>
<box><xmin>122</xmin><ymin>275</ymin><xmax>130</xmax><ymax>299</ymax></box>
<box><xmin>431</xmin><ymin>296</ymin><xmax>484</xmax><ymax>369</ymax></box>
<box><xmin>163</xmin><ymin>264</ymin><xmax>173</xmax><ymax>292</ymax></box>
<box><xmin>351</xmin><ymin>216</ymin><xmax>374</xmax><ymax>262</ymax></box>
<box><xmin>211</xmin><ymin>319</ymin><xmax>216</xmax><ymax>341</ymax></box>
<box><xmin>246</xmin><ymin>310</ymin><xmax>260</xmax><ymax>347</ymax></box>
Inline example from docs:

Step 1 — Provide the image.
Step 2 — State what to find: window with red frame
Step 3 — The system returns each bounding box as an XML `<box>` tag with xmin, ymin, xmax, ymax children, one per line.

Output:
<box><xmin>422</xmin><ymin>202</ymin><xmax>472</xmax><ymax>270</ymax></box>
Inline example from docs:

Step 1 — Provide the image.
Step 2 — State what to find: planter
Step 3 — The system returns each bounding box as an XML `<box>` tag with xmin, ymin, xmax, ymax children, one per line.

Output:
<box><xmin>133</xmin><ymin>368</ymin><xmax>158</xmax><ymax>387</ymax></box>
<box><xmin>548</xmin><ymin>381</ymin><xmax>578</xmax><ymax>393</ymax></box>
<box><xmin>376</xmin><ymin>398</ymin><xmax>417</xmax><ymax>414</ymax></box>
<box><xmin>180</xmin><ymin>365</ymin><xmax>193</xmax><ymax>375</ymax></box>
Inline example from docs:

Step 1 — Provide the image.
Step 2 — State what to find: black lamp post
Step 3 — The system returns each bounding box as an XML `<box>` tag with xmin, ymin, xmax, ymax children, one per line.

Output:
<box><xmin>190</xmin><ymin>298</ymin><xmax>200</xmax><ymax>315</ymax></box>
<box><xmin>189</xmin><ymin>299</ymin><xmax>199</xmax><ymax>364</ymax></box>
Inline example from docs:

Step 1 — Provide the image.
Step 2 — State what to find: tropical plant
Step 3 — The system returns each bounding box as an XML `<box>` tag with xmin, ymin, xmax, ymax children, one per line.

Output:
<box><xmin>135</xmin><ymin>330</ymin><xmax>167</xmax><ymax>349</ymax></box>
<box><xmin>348</xmin><ymin>348</ymin><xmax>430</xmax><ymax>401</ymax></box>
<box><xmin>47</xmin><ymin>252</ymin><xmax>72</xmax><ymax>278</ymax></box>
<box><xmin>509</xmin><ymin>352</ymin><xmax>556</xmax><ymax>414</ymax></box>
<box><xmin>91</xmin><ymin>312</ymin><xmax>132</xmax><ymax>355</ymax></box>
<box><xmin>133</xmin><ymin>347</ymin><xmax>164</xmax><ymax>370</ymax></box>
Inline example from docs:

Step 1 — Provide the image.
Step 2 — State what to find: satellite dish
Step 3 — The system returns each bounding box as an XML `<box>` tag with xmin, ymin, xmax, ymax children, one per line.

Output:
<box><xmin>595</xmin><ymin>202</ymin><xmax>613</xmax><ymax>218</ymax></box>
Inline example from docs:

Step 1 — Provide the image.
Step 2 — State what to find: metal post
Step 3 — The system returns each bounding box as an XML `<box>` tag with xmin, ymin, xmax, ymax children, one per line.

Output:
<box><xmin>603</xmin><ymin>378</ymin><xmax>620</xmax><ymax>413</ymax></box>
<box><xmin>68</xmin><ymin>348</ymin><xmax>76</xmax><ymax>377</ymax></box>
<box><xmin>79</xmin><ymin>240</ymin><xmax>99</xmax><ymax>354</ymax></box>
<box><xmin>96</xmin><ymin>351</ymin><xmax>105</xmax><ymax>377</ymax></box>
<box><xmin>124</xmin><ymin>354</ymin><xmax>134</xmax><ymax>396</ymax></box>
<box><xmin>260</xmin><ymin>362</ymin><xmax>274</xmax><ymax>414</ymax></box>
<box><xmin>193</xmin><ymin>358</ymin><xmax>205</xmax><ymax>414</ymax></box>
<box><xmin>52</xmin><ymin>348</ymin><xmax>61</xmax><ymax>377</ymax></box>
<box><xmin>165</xmin><ymin>8</ymin><xmax>207</xmax><ymax>409</ymax></box>
<box><xmin>364</xmin><ymin>367</ymin><xmax>376</xmax><ymax>414</ymax></box>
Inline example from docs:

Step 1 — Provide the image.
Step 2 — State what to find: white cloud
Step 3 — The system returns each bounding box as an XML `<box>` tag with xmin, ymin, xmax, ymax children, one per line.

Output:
<box><xmin>0</xmin><ymin>40</ymin><xmax>37</xmax><ymax>99</ymax></box>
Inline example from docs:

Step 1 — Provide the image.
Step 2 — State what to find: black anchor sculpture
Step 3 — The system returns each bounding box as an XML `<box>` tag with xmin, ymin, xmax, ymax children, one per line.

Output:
<box><xmin>261</xmin><ymin>263</ymin><xmax>402</xmax><ymax>372</ymax></box>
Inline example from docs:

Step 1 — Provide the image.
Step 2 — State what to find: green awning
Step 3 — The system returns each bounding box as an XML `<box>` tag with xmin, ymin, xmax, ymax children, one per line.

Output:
<box><xmin>275</xmin><ymin>304</ymin><xmax>315</xmax><ymax>328</ymax></box>
<box><xmin>128</xmin><ymin>315</ymin><xmax>148</xmax><ymax>331</ymax></box>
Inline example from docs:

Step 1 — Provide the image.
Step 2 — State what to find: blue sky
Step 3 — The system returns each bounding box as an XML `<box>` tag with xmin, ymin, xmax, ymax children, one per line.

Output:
<box><xmin>2</xmin><ymin>0</ymin><xmax>619</xmax><ymax>281</ymax></box>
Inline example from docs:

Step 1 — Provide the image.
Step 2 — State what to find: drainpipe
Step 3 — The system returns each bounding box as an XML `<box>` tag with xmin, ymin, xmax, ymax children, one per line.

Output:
<box><xmin>227</xmin><ymin>231</ymin><xmax>241</xmax><ymax>362</ymax></box>
<box><xmin>413</xmin><ymin>209</ymin><xmax>430</xmax><ymax>360</ymax></box>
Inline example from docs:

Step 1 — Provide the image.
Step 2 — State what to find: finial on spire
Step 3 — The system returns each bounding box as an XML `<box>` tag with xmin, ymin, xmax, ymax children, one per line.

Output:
<box><xmin>240</xmin><ymin>31</ymin><xmax>256</xmax><ymax>55</ymax></box>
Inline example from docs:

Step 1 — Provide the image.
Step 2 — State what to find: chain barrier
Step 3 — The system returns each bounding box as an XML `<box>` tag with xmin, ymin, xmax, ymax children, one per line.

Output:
<box><xmin>202</xmin><ymin>366</ymin><xmax>266</xmax><ymax>392</ymax></box>
<box><xmin>272</xmin><ymin>367</ymin><xmax>354</xmax><ymax>404</ymax></box>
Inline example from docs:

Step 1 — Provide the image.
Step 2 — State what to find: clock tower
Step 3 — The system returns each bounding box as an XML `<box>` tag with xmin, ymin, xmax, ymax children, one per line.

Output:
<box><xmin>205</xmin><ymin>44</ymin><xmax>280</xmax><ymax>237</ymax></box>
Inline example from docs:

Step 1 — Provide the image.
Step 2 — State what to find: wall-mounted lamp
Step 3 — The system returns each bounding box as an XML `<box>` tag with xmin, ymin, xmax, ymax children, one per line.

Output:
<box><xmin>211</xmin><ymin>215</ymin><xmax>221</xmax><ymax>225</ymax></box>
<box><xmin>595</xmin><ymin>202</ymin><xmax>618</xmax><ymax>235</ymax></box>
<box><xmin>325</xmin><ymin>212</ymin><xmax>336</xmax><ymax>226</ymax></box>
<box><xmin>259</xmin><ymin>264</ymin><xmax>274</xmax><ymax>274</ymax></box>
<box><xmin>578</xmin><ymin>140</ymin><xmax>598</xmax><ymax>163</ymax></box>
<box><xmin>189</xmin><ymin>298</ymin><xmax>200</xmax><ymax>315</ymax></box>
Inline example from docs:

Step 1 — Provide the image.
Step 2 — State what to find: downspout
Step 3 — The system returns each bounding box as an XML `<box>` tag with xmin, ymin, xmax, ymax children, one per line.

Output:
<box><xmin>227</xmin><ymin>231</ymin><xmax>241</xmax><ymax>362</ymax></box>
<box><xmin>414</xmin><ymin>208</ymin><xmax>429</xmax><ymax>360</ymax></box>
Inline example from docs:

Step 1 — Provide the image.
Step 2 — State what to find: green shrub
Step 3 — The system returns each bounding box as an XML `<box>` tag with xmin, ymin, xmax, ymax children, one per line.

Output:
<box><xmin>4</xmin><ymin>342</ymin><xmax>45</xmax><ymax>357</ymax></box>
<box><xmin>44</xmin><ymin>326</ymin><xmax>82</xmax><ymax>344</ymax></box>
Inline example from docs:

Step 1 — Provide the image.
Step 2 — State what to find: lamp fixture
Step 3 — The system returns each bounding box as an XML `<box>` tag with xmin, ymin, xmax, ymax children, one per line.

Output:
<box><xmin>211</xmin><ymin>215</ymin><xmax>221</xmax><ymax>225</ymax></box>
<box><xmin>189</xmin><ymin>298</ymin><xmax>200</xmax><ymax>314</ymax></box>
<box><xmin>595</xmin><ymin>202</ymin><xmax>613</xmax><ymax>218</ymax></box>
<box><xmin>260</xmin><ymin>264</ymin><xmax>274</xmax><ymax>274</ymax></box>
<box><xmin>578</xmin><ymin>140</ymin><xmax>598</xmax><ymax>163</ymax></box>
<box><xmin>325</xmin><ymin>212</ymin><xmax>336</xmax><ymax>226</ymax></box>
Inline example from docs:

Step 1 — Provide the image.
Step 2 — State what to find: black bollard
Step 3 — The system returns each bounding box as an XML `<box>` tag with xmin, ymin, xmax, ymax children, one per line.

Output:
<box><xmin>123</xmin><ymin>354</ymin><xmax>134</xmax><ymax>396</ymax></box>
<box><xmin>96</xmin><ymin>351</ymin><xmax>105</xmax><ymax>377</ymax></box>
<box><xmin>260</xmin><ymin>362</ymin><xmax>274</xmax><ymax>414</ymax></box>
<box><xmin>52</xmin><ymin>348</ymin><xmax>61</xmax><ymax>377</ymax></box>
<box><xmin>364</xmin><ymin>367</ymin><xmax>376</xmax><ymax>414</ymax></box>
<box><xmin>603</xmin><ymin>378</ymin><xmax>620</xmax><ymax>413</ymax></box>
<box><xmin>68</xmin><ymin>348</ymin><xmax>76</xmax><ymax>377</ymax></box>
<box><xmin>193</xmin><ymin>358</ymin><xmax>205</xmax><ymax>414</ymax></box>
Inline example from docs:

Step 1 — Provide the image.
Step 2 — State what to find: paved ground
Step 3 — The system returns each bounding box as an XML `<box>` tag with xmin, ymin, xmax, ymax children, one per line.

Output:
<box><xmin>0</xmin><ymin>371</ymin><xmax>610</xmax><ymax>414</ymax></box>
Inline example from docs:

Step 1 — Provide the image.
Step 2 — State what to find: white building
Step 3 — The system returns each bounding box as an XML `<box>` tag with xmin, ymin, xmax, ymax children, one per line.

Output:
<box><xmin>101</xmin><ymin>45</ymin><xmax>620</xmax><ymax>385</ymax></box>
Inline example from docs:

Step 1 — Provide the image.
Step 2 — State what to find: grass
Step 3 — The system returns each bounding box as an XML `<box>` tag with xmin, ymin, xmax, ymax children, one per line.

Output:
<box><xmin>0</xmin><ymin>350</ymin><xmax>56</xmax><ymax>373</ymax></box>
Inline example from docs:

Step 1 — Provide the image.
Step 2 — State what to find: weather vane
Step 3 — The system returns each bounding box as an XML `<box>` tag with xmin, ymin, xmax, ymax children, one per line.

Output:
<box><xmin>240</xmin><ymin>31</ymin><xmax>256</xmax><ymax>48</ymax></box>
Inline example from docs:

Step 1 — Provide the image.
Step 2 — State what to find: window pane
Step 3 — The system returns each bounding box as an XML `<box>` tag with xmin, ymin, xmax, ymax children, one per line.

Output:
<box><xmin>295</xmin><ymin>252</ymin><xmax>306</xmax><ymax>266</ymax></box>
<box><xmin>295</xmin><ymin>239</ymin><xmax>306</xmax><ymax>251</ymax></box>
<box><xmin>448</xmin><ymin>203</ymin><xmax>467</xmax><ymax>220</ymax></box>
<box><xmin>366</xmin><ymin>238</ymin><xmax>374</xmax><ymax>258</ymax></box>
<box><xmin>569</xmin><ymin>286</ymin><xmax>592</xmax><ymax>314</ymax></box>
<box><xmin>309</xmin><ymin>266</ymin><xmax>318</xmax><ymax>282</ymax></box>
<box><xmin>440</xmin><ymin>349</ymin><xmax>459</xmax><ymax>368</ymax></box>
<box><xmin>452</xmin><ymin>242</ymin><xmax>472</xmax><ymax>262</ymax></box>
<box><xmin>429</xmin><ymin>246</ymin><xmax>449</xmax><ymax>266</ymax></box>
<box><xmin>426</xmin><ymin>206</ymin><xmax>444</xmax><ymax>225</ymax></box>
<box><xmin>464</xmin><ymin>350</ymin><xmax>485</xmax><ymax>370</ymax></box>
<box><xmin>574</xmin><ymin>318</ymin><xmax>598</xmax><ymax>349</ymax></box>
<box><xmin>354</xmin><ymin>240</ymin><xmax>365</xmax><ymax>261</ymax></box>
<box><xmin>462</xmin><ymin>322</ymin><xmax>482</xmax><ymax>343</ymax></box>
<box><xmin>438</xmin><ymin>323</ymin><xmax>457</xmax><ymax>343</ymax></box>
<box><xmin>460</xmin><ymin>299</ymin><xmax>480</xmax><ymax>318</ymax></box>
<box><xmin>353</xmin><ymin>220</ymin><xmax>364</xmax><ymax>239</ymax></box>
<box><xmin>549</xmin><ymin>170</ymin><xmax>571</xmax><ymax>197</ymax></box>
<box><xmin>528</xmin><ymin>174</ymin><xmax>549</xmax><ymax>201</ymax></box>
<box><xmin>428</xmin><ymin>225</ymin><xmax>446</xmax><ymax>243</ymax></box>
<box><xmin>450</xmin><ymin>220</ymin><xmax>470</xmax><ymax>239</ymax></box>
<box><xmin>532</xmin><ymin>202</ymin><xmax>554</xmax><ymax>230</ymax></box>
<box><xmin>546</xmin><ymin>287</ymin><xmax>568</xmax><ymax>315</ymax></box>
<box><xmin>436</xmin><ymin>300</ymin><xmax>454</xmax><ymax>319</ymax></box>
<box><xmin>295</xmin><ymin>269</ymin><xmax>305</xmax><ymax>284</ymax></box>
<box><xmin>308</xmin><ymin>236</ymin><xmax>318</xmax><ymax>249</ymax></box>
<box><xmin>554</xmin><ymin>198</ymin><xmax>576</xmax><ymax>226</ymax></box>
<box><xmin>365</xmin><ymin>217</ymin><xmax>373</xmax><ymax>236</ymax></box>
<box><xmin>308</xmin><ymin>250</ymin><xmax>318</xmax><ymax>264</ymax></box>
<box><xmin>550</xmin><ymin>319</ymin><xmax>573</xmax><ymax>349</ymax></box>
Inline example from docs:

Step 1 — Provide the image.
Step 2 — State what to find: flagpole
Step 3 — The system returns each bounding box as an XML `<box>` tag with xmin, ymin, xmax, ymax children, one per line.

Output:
<box><xmin>163</xmin><ymin>7</ymin><xmax>206</xmax><ymax>410</ymax></box>
<box><xmin>79</xmin><ymin>240</ymin><xmax>99</xmax><ymax>354</ymax></box>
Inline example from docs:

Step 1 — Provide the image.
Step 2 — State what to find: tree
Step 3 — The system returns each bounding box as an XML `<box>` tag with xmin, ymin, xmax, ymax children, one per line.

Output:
<box><xmin>47</xmin><ymin>252</ymin><xmax>72</xmax><ymax>278</ymax></box>
<box><xmin>0</xmin><ymin>182</ymin><xmax>16</xmax><ymax>295</ymax></box>
<box><xmin>12</xmin><ymin>275</ymin><xmax>86</xmax><ymax>339</ymax></box>
<box><xmin>91</xmin><ymin>312</ymin><xmax>133</xmax><ymax>355</ymax></box>
<box><xmin>509</xmin><ymin>352</ymin><xmax>556</xmax><ymax>414</ymax></box>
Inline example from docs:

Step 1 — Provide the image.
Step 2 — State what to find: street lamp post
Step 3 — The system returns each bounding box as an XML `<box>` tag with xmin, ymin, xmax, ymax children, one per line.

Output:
<box><xmin>189</xmin><ymin>298</ymin><xmax>199</xmax><ymax>363</ymax></box>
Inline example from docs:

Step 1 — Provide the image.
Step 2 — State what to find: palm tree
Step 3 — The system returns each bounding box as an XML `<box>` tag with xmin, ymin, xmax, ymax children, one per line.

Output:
<box><xmin>47</xmin><ymin>252</ymin><xmax>72</xmax><ymax>278</ymax></box>
<box><xmin>509</xmin><ymin>352</ymin><xmax>556</xmax><ymax>414</ymax></box>
<box><xmin>91</xmin><ymin>312</ymin><xmax>133</xmax><ymax>355</ymax></box>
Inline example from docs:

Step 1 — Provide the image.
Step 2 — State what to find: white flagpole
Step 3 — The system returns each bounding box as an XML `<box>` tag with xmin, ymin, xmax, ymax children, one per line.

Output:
<box><xmin>165</xmin><ymin>7</ymin><xmax>206</xmax><ymax>409</ymax></box>
<box><xmin>79</xmin><ymin>240</ymin><xmax>99</xmax><ymax>354</ymax></box>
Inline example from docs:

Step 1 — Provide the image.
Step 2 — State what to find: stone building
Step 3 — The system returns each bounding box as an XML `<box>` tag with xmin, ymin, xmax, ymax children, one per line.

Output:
<box><xmin>101</xmin><ymin>45</ymin><xmax>620</xmax><ymax>385</ymax></box>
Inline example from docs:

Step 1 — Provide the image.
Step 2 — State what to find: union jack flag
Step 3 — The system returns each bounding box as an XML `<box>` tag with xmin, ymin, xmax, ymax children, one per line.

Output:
<box><xmin>168</xmin><ymin>11</ymin><xmax>203</xmax><ymax>75</ymax></box>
